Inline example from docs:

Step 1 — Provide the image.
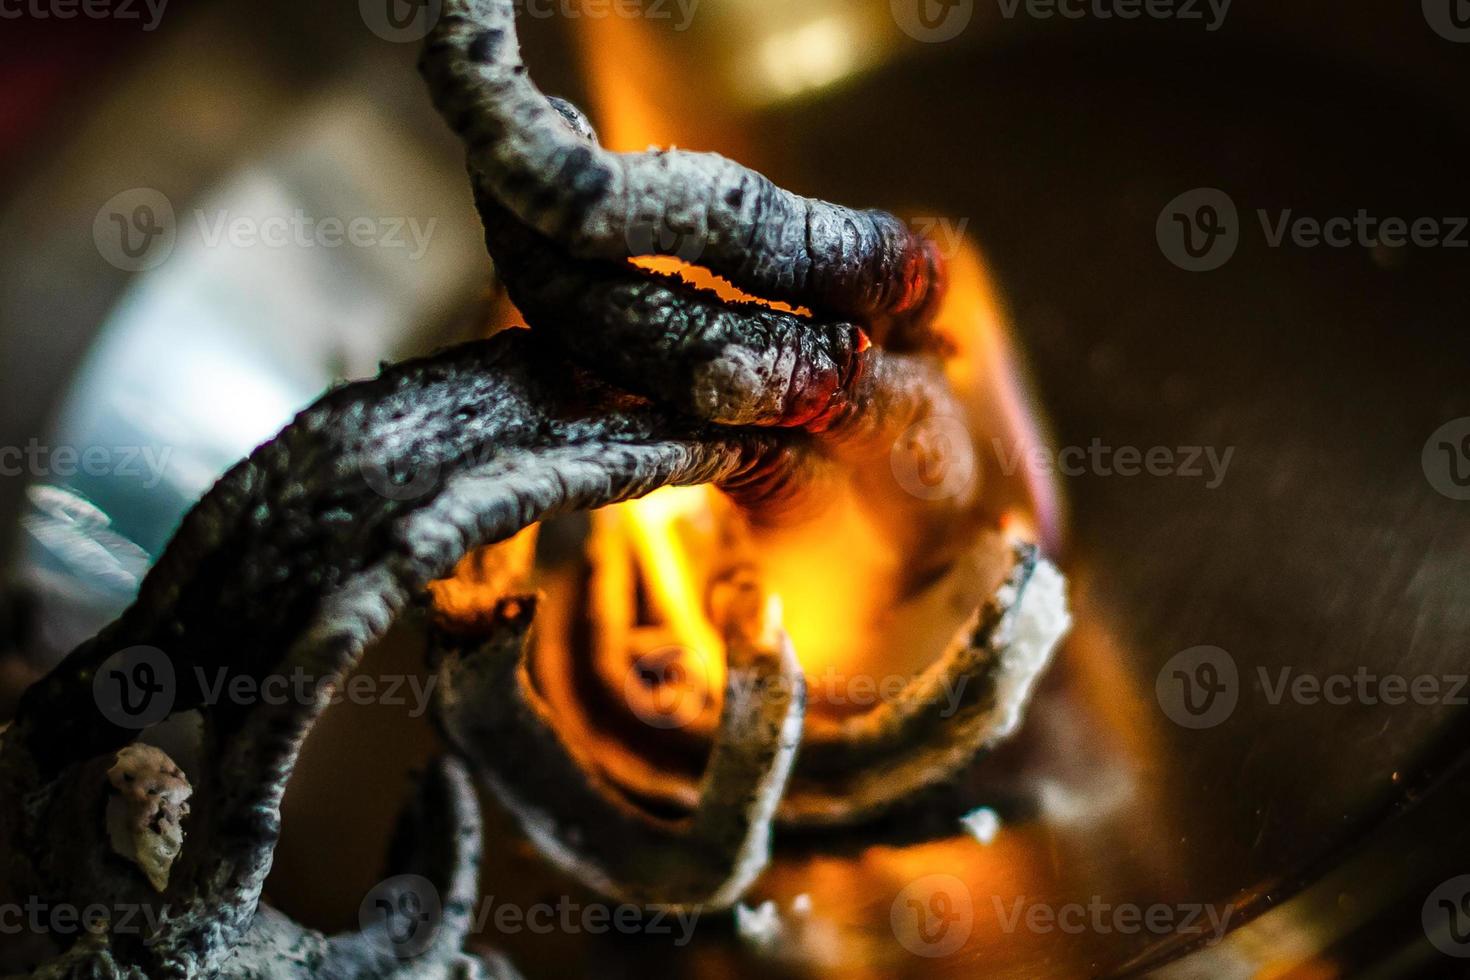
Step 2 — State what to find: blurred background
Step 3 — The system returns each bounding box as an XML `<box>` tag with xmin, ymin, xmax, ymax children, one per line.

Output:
<box><xmin>2</xmin><ymin>1</ymin><xmax>1469</xmax><ymax>976</ymax></box>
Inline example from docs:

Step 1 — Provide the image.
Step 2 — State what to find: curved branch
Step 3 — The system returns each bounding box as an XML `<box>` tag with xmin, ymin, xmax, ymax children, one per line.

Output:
<box><xmin>431</xmin><ymin>589</ymin><xmax>804</xmax><ymax>910</ymax></box>
<box><xmin>420</xmin><ymin>0</ymin><xmax>946</xmax><ymax>340</ymax></box>
<box><xmin>0</xmin><ymin>331</ymin><xmax>796</xmax><ymax>977</ymax></box>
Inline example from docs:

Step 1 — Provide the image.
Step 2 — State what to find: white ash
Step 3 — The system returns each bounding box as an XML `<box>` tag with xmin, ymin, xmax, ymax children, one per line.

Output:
<box><xmin>960</xmin><ymin>806</ymin><xmax>1001</xmax><ymax>844</ymax></box>
<box><xmin>105</xmin><ymin>743</ymin><xmax>192</xmax><ymax>892</ymax></box>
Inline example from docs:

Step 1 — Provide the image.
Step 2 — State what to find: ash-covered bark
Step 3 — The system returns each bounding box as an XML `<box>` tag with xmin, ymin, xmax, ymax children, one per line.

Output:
<box><xmin>0</xmin><ymin>0</ymin><xmax>1068</xmax><ymax>967</ymax></box>
<box><xmin>474</xmin><ymin>178</ymin><xmax>869</xmax><ymax>431</ymax></box>
<box><xmin>420</xmin><ymin>0</ymin><xmax>946</xmax><ymax>341</ymax></box>
<box><xmin>780</xmin><ymin>544</ymin><xmax>1071</xmax><ymax>826</ymax></box>
<box><xmin>211</xmin><ymin>757</ymin><xmax>511</xmax><ymax>980</ymax></box>
<box><xmin>466</xmin><ymin>97</ymin><xmax>964</xmax><ymax>455</ymax></box>
<box><xmin>0</xmin><ymin>331</ymin><xmax>795</xmax><ymax>978</ymax></box>
<box><xmin>431</xmin><ymin>592</ymin><xmax>804</xmax><ymax>910</ymax></box>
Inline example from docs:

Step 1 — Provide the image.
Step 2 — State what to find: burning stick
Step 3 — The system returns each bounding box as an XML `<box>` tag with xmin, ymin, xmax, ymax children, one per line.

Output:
<box><xmin>781</xmin><ymin>543</ymin><xmax>1072</xmax><ymax>826</ymax></box>
<box><xmin>471</xmin><ymin>96</ymin><xmax>960</xmax><ymax>447</ymax></box>
<box><xmin>0</xmin><ymin>0</ymin><xmax>1069</xmax><ymax>973</ymax></box>
<box><xmin>0</xmin><ymin>332</ymin><xmax>804</xmax><ymax>977</ymax></box>
<box><xmin>431</xmin><ymin>588</ymin><xmax>803</xmax><ymax>910</ymax></box>
<box><xmin>420</xmin><ymin>0</ymin><xmax>946</xmax><ymax>345</ymax></box>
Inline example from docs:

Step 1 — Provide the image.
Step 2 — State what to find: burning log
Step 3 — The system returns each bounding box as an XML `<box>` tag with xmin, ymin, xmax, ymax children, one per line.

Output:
<box><xmin>0</xmin><ymin>0</ymin><xmax>1070</xmax><ymax>975</ymax></box>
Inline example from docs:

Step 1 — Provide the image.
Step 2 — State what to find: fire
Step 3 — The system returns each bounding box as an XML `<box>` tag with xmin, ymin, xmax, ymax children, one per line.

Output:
<box><xmin>580</xmin><ymin>234</ymin><xmax>1060</xmax><ymax>684</ymax></box>
<box><xmin>407</xmin><ymin>15</ymin><xmax>1221</xmax><ymax>974</ymax></box>
<box><xmin>618</xmin><ymin>485</ymin><xmax>726</xmax><ymax>693</ymax></box>
<box><xmin>435</xmin><ymin>5</ymin><xmax>1065</xmax><ymax>700</ymax></box>
<box><xmin>420</xmin><ymin>0</ymin><xmax>1078</xmax><ymax>768</ymax></box>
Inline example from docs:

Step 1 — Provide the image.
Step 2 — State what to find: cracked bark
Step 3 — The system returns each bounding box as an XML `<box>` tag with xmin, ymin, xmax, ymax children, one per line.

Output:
<box><xmin>420</xmin><ymin>0</ymin><xmax>947</xmax><ymax>346</ymax></box>
<box><xmin>0</xmin><ymin>0</ymin><xmax>1071</xmax><ymax>972</ymax></box>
